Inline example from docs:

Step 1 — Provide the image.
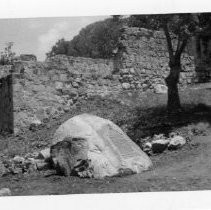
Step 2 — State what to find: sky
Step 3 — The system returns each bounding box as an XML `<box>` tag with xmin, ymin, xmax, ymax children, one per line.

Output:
<box><xmin>0</xmin><ymin>16</ymin><xmax>108</xmax><ymax>61</ymax></box>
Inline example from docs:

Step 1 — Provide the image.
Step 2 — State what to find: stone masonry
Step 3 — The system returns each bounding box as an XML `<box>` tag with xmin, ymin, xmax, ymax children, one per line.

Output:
<box><xmin>117</xmin><ymin>27</ymin><xmax>196</xmax><ymax>91</ymax></box>
<box><xmin>40</xmin><ymin>27</ymin><xmax>196</xmax><ymax>94</ymax></box>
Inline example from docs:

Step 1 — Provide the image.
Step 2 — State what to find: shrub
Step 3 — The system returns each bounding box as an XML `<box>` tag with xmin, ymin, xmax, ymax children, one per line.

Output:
<box><xmin>0</xmin><ymin>42</ymin><xmax>16</xmax><ymax>65</ymax></box>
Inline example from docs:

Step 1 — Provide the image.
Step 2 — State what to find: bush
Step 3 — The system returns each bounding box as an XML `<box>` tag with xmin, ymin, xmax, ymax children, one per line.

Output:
<box><xmin>0</xmin><ymin>42</ymin><xmax>16</xmax><ymax>65</ymax></box>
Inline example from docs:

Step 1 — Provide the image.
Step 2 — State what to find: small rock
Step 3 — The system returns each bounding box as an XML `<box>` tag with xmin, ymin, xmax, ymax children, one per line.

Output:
<box><xmin>35</xmin><ymin>160</ymin><xmax>50</xmax><ymax>171</ymax></box>
<box><xmin>122</xmin><ymin>83</ymin><xmax>130</xmax><ymax>89</ymax></box>
<box><xmin>27</xmin><ymin>157</ymin><xmax>36</xmax><ymax>163</ymax></box>
<box><xmin>67</xmin><ymin>90</ymin><xmax>78</xmax><ymax>99</ymax></box>
<box><xmin>25</xmin><ymin>157</ymin><xmax>36</xmax><ymax>166</ymax></box>
<box><xmin>130</xmin><ymin>84</ymin><xmax>135</xmax><ymax>89</ymax></box>
<box><xmin>75</xmin><ymin>78</ymin><xmax>81</xmax><ymax>83</ymax></box>
<box><xmin>55</xmin><ymin>81</ymin><xmax>63</xmax><ymax>90</ymax></box>
<box><xmin>43</xmin><ymin>118</ymin><xmax>49</xmax><ymax>123</ymax></box>
<box><xmin>73</xmin><ymin>159</ymin><xmax>94</xmax><ymax>178</ymax></box>
<box><xmin>121</xmin><ymin>68</ymin><xmax>129</xmax><ymax>74</ymax></box>
<box><xmin>127</xmin><ymin>92</ymin><xmax>132</xmax><ymax>97</ymax></box>
<box><xmin>46</xmin><ymin>124</ymin><xmax>51</xmax><ymax>129</ymax></box>
<box><xmin>10</xmin><ymin>166</ymin><xmax>23</xmax><ymax>174</ymax></box>
<box><xmin>25</xmin><ymin>151</ymin><xmax>39</xmax><ymax>159</ymax></box>
<box><xmin>151</xmin><ymin>139</ymin><xmax>170</xmax><ymax>153</ymax></box>
<box><xmin>72</xmin><ymin>82</ymin><xmax>79</xmax><ymax>88</ymax></box>
<box><xmin>143</xmin><ymin>142</ymin><xmax>152</xmax><ymax>149</ymax></box>
<box><xmin>13</xmin><ymin>127</ymin><xmax>20</xmax><ymax>136</ymax></box>
<box><xmin>168</xmin><ymin>136</ymin><xmax>186</xmax><ymax>150</ymax></box>
<box><xmin>153</xmin><ymin>134</ymin><xmax>165</xmax><ymax>140</ymax></box>
<box><xmin>154</xmin><ymin>84</ymin><xmax>168</xmax><ymax>94</ymax></box>
<box><xmin>43</xmin><ymin>170</ymin><xmax>57</xmax><ymax>177</ymax></box>
<box><xmin>13</xmin><ymin>156</ymin><xmax>25</xmax><ymax>164</ymax></box>
<box><xmin>67</xmin><ymin>99</ymin><xmax>74</xmax><ymax>106</ymax></box>
<box><xmin>129</xmin><ymin>68</ymin><xmax>135</xmax><ymax>74</ymax></box>
<box><xmin>0</xmin><ymin>160</ymin><xmax>7</xmax><ymax>177</ymax></box>
<box><xmin>24</xmin><ymin>158</ymin><xmax>37</xmax><ymax>172</ymax></box>
<box><xmin>169</xmin><ymin>132</ymin><xmax>178</xmax><ymax>138</ymax></box>
<box><xmin>37</xmin><ymin>148</ymin><xmax>51</xmax><ymax>161</ymax></box>
<box><xmin>63</xmin><ymin>106</ymin><xmax>70</xmax><ymax>112</ymax></box>
<box><xmin>143</xmin><ymin>142</ymin><xmax>152</xmax><ymax>155</ymax></box>
<box><xmin>29</xmin><ymin>119</ymin><xmax>42</xmax><ymax>131</ymax></box>
<box><xmin>120</xmin><ymin>101</ymin><xmax>125</xmax><ymax>105</ymax></box>
<box><xmin>0</xmin><ymin>188</ymin><xmax>12</xmax><ymax>196</ymax></box>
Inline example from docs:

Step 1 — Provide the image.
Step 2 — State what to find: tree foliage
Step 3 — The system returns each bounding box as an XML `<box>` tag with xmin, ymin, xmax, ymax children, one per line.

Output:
<box><xmin>46</xmin><ymin>38</ymin><xmax>69</xmax><ymax>58</ymax></box>
<box><xmin>0</xmin><ymin>42</ymin><xmax>16</xmax><ymax>65</ymax></box>
<box><xmin>47</xmin><ymin>17</ymin><xmax>123</xmax><ymax>59</ymax></box>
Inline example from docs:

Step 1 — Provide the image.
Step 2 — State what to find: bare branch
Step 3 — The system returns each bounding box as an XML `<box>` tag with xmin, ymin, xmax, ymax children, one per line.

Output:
<box><xmin>175</xmin><ymin>38</ymin><xmax>188</xmax><ymax>58</ymax></box>
<box><xmin>175</xmin><ymin>32</ymin><xmax>181</xmax><ymax>54</ymax></box>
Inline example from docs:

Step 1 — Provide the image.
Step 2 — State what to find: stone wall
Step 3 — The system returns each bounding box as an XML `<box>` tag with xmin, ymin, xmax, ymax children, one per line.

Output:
<box><xmin>10</xmin><ymin>57</ymin><xmax>121</xmax><ymax>132</ymax></box>
<box><xmin>34</xmin><ymin>26</ymin><xmax>197</xmax><ymax>96</ymax></box>
<box><xmin>43</xmin><ymin>55</ymin><xmax>121</xmax><ymax>97</ymax></box>
<box><xmin>19</xmin><ymin>54</ymin><xmax>37</xmax><ymax>62</ymax></box>
<box><xmin>0</xmin><ymin>66</ymin><xmax>13</xmax><ymax>133</ymax></box>
<box><xmin>117</xmin><ymin>27</ymin><xmax>196</xmax><ymax>91</ymax></box>
<box><xmin>38</xmin><ymin>28</ymin><xmax>197</xmax><ymax>94</ymax></box>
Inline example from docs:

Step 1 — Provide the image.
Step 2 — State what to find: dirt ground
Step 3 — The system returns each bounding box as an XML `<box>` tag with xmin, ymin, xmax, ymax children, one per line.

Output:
<box><xmin>0</xmin><ymin>85</ymin><xmax>211</xmax><ymax>196</ymax></box>
<box><xmin>0</xmin><ymin>132</ymin><xmax>211</xmax><ymax>195</ymax></box>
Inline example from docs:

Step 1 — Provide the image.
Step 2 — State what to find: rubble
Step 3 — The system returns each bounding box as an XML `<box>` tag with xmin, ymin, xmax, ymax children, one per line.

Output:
<box><xmin>142</xmin><ymin>133</ymin><xmax>187</xmax><ymax>155</ymax></box>
<box><xmin>168</xmin><ymin>136</ymin><xmax>186</xmax><ymax>150</ymax></box>
<box><xmin>0</xmin><ymin>188</ymin><xmax>12</xmax><ymax>196</ymax></box>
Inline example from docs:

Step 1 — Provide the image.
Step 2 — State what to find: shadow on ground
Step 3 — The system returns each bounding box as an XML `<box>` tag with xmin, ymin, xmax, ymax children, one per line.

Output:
<box><xmin>126</xmin><ymin>103</ymin><xmax>211</xmax><ymax>142</ymax></box>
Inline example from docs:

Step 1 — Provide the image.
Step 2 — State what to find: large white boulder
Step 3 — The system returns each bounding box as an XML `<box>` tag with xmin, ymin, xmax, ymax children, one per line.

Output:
<box><xmin>51</xmin><ymin>114</ymin><xmax>152</xmax><ymax>178</ymax></box>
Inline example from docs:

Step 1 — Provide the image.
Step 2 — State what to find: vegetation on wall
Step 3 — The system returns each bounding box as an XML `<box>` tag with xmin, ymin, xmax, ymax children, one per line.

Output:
<box><xmin>0</xmin><ymin>42</ymin><xmax>16</xmax><ymax>65</ymax></box>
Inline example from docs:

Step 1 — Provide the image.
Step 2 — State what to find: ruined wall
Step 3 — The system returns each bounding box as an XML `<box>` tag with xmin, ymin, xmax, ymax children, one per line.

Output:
<box><xmin>118</xmin><ymin>27</ymin><xmax>196</xmax><ymax>91</ymax></box>
<box><xmin>10</xmin><ymin>58</ymin><xmax>121</xmax><ymax>133</ymax></box>
<box><xmin>0</xmin><ymin>66</ymin><xmax>13</xmax><ymax>133</ymax></box>
<box><xmin>44</xmin><ymin>55</ymin><xmax>121</xmax><ymax>97</ymax></box>
<box><xmin>34</xmin><ymin>26</ymin><xmax>198</xmax><ymax>96</ymax></box>
<box><xmin>29</xmin><ymin>28</ymin><xmax>197</xmax><ymax>96</ymax></box>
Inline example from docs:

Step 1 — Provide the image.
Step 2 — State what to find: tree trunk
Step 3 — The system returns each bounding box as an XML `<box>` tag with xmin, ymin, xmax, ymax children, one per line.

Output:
<box><xmin>165</xmin><ymin>62</ymin><xmax>182</xmax><ymax>113</ymax></box>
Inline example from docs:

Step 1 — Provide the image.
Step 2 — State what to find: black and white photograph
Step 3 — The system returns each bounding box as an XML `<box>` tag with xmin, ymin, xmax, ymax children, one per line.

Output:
<box><xmin>0</xmin><ymin>0</ymin><xmax>211</xmax><ymax>209</ymax></box>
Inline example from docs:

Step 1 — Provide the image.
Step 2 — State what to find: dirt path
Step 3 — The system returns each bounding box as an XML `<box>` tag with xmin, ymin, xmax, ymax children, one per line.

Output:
<box><xmin>1</xmin><ymin>133</ymin><xmax>211</xmax><ymax>195</ymax></box>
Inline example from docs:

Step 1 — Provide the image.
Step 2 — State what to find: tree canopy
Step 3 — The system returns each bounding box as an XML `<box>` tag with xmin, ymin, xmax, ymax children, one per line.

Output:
<box><xmin>47</xmin><ymin>17</ymin><xmax>123</xmax><ymax>59</ymax></box>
